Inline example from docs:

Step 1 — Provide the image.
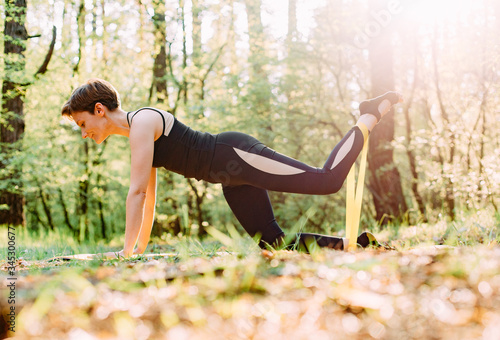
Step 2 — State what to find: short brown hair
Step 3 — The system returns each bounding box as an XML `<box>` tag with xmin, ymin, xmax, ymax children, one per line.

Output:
<box><xmin>61</xmin><ymin>78</ymin><xmax>120</xmax><ymax>119</ymax></box>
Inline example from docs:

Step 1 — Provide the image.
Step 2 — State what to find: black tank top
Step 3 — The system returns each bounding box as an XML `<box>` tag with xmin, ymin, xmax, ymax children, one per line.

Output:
<box><xmin>127</xmin><ymin>108</ymin><xmax>216</xmax><ymax>181</ymax></box>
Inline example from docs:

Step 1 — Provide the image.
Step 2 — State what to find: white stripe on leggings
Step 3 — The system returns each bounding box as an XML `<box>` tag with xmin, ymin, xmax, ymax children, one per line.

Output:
<box><xmin>330</xmin><ymin>133</ymin><xmax>355</xmax><ymax>170</ymax></box>
<box><xmin>233</xmin><ymin>148</ymin><xmax>306</xmax><ymax>175</ymax></box>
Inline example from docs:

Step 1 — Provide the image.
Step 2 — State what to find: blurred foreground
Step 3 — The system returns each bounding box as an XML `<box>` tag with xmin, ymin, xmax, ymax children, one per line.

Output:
<box><xmin>1</xmin><ymin>230</ymin><xmax>499</xmax><ymax>339</ymax></box>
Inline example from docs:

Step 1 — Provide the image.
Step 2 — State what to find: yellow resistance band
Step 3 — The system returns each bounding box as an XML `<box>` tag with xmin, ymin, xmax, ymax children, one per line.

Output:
<box><xmin>345</xmin><ymin>123</ymin><xmax>369</xmax><ymax>250</ymax></box>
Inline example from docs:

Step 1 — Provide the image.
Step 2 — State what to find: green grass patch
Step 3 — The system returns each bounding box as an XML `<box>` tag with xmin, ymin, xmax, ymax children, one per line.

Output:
<box><xmin>1</xmin><ymin>209</ymin><xmax>499</xmax><ymax>338</ymax></box>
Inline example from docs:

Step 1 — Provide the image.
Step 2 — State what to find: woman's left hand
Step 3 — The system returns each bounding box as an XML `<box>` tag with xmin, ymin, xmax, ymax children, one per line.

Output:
<box><xmin>101</xmin><ymin>249</ymin><xmax>132</xmax><ymax>259</ymax></box>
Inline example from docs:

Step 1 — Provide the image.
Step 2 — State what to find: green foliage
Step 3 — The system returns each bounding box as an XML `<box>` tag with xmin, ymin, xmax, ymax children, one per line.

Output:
<box><xmin>0</xmin><ymin>0</ymin><xmax>498</xmax><ymax>242</ymax></box>
<box><xmin>1</xmin><ymin>1</ymin><xmax>500</xmax><ymax>338</ymax></box>
<box><xmin>0</xmin><ymin>226</ymin><xmax>113</xmax><ymax>262</ymax></box>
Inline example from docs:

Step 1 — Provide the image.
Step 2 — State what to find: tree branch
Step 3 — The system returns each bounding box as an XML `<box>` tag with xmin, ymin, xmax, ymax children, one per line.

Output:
<box><xmin>35</xmin><ymin>26</ymin><xmax>57</xmax><ymax>77</ymax></box>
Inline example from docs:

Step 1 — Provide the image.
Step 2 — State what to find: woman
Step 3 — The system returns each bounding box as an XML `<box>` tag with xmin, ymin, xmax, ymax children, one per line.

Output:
<box><xmin>62</xmin><ymin>78</ymin><xmax>402</xmax><ymax>258</ymax></box>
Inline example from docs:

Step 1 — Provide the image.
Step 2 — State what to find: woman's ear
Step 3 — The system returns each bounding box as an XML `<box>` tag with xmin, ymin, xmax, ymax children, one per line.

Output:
<box><xmin>94</xmin><ymin>102</ymin><xmax>105</xmax><ymax>117</ymax></box>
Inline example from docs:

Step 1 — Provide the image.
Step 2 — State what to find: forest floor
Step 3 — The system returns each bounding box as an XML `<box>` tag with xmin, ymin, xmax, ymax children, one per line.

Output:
<box><xmin>1</xmin><ymin>214</ymin><xmax>499</xmax><ymax>340</ymax></box>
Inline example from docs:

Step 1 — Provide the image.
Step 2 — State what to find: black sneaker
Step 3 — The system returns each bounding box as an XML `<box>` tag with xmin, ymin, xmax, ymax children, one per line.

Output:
<box><xmin>357</xmin><ymin>231</ymin><xmax>382</xmax><ymax>248</ymax></box>
<box><xmin>359</xmin><ymin>91</ymin><xmax>403</xmax><ymax>122</ymax></box>
<box><xmin>357</xmin><ymin>232</ymin><xmax>395</xmax><ymax>250</ymax></box>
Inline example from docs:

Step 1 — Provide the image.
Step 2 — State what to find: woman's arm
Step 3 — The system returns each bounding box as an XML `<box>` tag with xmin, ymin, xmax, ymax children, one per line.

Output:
<box><xmin>133</xmin><ymin>167</ymin><xmax>157</xmax><ymax>254</ymax></box>
<box><xmin>122</xmin><ymin>111</ymin><xmax>159</xmax><ymax>257</ymax></box>
<box><xmin>102</xmin><ymin>168</ymin><xmax>156</xmax><ymax>259</ymax></box>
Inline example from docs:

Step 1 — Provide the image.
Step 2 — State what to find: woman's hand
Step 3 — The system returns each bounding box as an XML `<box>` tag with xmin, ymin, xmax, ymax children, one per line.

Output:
<box><xmin>133</xmin><ymin>248</ymin><xmax>145</xmax><ymax>255</ymax></box>
<box><xmin>101</xmin><ymin>249</ymin><xmax>133</xmax><ymax>259</ymax></box>
<box><xmin>100</xmin><ymin>251</ymin><xmax>122</xmax><ymax>259</ymax></box>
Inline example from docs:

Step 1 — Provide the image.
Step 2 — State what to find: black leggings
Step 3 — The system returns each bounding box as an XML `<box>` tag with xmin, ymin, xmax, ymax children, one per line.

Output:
<box><xmin>207</xmin><ymin>126</ymin><xmax>365</xmax><ymax>250</ymax></box>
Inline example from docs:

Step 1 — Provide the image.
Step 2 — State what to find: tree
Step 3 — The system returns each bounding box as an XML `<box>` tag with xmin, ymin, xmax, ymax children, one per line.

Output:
<box><xmin>1</xmin><ymin>0</ymin><xmax>56</xmax><ymax>226</ymax></box>
<box><xmin>150</xmin><ymin>0</ymin><xmax>169</xmax><ymax>104</ymax></box>
<box><xmin>399</xmin><ymin>20</ymin><xmax>427</xmax><ymax>222</ymax></box>
<box><xmin>243</xmin><ymin>0</ymin><xmax>273</xmax><ymax>144</ymax></box>
<box><xmin>0</xmin><ymin>0</ymin><xmax>29</xmax><ymax>226</ymax></box>
<box><xmin>430</xmin><ymin>27</ymin><xmax>456</xmax><ymax>221</ymax></box>
<box><xmin>366</xmin><ymin>0</ymin><xmax>407</xmax><ymax>224</ymax></box>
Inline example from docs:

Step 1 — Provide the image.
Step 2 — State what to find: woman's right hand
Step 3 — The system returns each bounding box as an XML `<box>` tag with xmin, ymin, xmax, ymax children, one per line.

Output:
<box><xmin>133</xmin><ymin>248</ymin><xmax>145</xmax><ymax>255</ymax></box>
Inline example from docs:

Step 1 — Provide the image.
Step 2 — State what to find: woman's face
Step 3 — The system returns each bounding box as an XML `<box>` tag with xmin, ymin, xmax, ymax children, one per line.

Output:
<box><xmin>72</xmin><ymin>109</ymin><xmax>109</xmax><ymax>144</ymax></box>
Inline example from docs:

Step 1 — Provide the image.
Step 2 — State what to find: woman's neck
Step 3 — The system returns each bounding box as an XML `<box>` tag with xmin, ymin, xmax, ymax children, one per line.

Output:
<box><xmin>106</xmin><ymin>108</ymin><xmax>131</xmax><ymax>137</ymax></box>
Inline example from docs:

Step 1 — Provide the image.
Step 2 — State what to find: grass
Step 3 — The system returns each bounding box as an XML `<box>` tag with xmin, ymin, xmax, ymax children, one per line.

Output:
<box><xmin>370</xmin><ymin>209</ymin><xmax>499</xmax><ymax>250</ymax></box>
<box><xmin>0</xmin><ymin>227</ymin><xmax>117</xmax><ymax>261</ymax></box>
<box><xmin>0</xmin><ymin>209</ymin><xmax>499</xmax><ymax>339</ymax></box>
<box><xmin>1</xmin><ymin>208</ymin><xmax>497</xmax><ymax>261</ymax></box>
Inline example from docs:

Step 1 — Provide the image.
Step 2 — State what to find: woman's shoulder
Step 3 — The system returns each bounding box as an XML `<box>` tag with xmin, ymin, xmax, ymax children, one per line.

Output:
<box><xmin>129</xmin><ymin>107</ymin><xmax>175</xmax><ymax>135</ymax></box>
<box><xmin>133</xmin><ymin>107</ymin><xmax>174</xmax><ymax>116</ymax></box>
<box><xmin>129</xmin><ymin>107</ymin><xmax>175</xmax><ymax>122</ymax></box>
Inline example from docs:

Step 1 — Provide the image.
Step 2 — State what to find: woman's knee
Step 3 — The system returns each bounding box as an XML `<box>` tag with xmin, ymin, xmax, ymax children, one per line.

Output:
<box><xmin>258</xmin><ymin>232</ymin><xmax>285</xmax><ymax>249</ymax></box>
<box><xmin>326</xmin><ymin>179</ymin><xmax>344</xmax><ymax>194</ymax></box>
<box><xmin>306</xmin><ymin>177</ymin><xmax>344</xmax><ymax>195</ymax></box>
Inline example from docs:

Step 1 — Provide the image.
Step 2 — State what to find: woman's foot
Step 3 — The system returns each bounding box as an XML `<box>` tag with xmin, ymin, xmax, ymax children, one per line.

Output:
<box><xmin>356</xmin><ymin>231</ymin><xmax>395</xmax><ymax>250</ymax></box>
<box><xmin>359</xmin><ymin>91</ymin><xmax>403</xmax><ymax>122</ymax></box>
<box><xmin>356</xmin><ymin>231</ymin><xmax>381</xmax><ymax>248</ymax></box>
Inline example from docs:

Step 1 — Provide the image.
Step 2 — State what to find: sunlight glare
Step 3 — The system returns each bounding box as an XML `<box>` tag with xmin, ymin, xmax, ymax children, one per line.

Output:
<box><xmin>404</xmin><ymin>0</ymin><xmax>483</xmax><ymax>25</ymax></box>
<box><xmin>262</xmin><ymin>0</ymin><xmax>326</xmax><ymax>39</ymax></box>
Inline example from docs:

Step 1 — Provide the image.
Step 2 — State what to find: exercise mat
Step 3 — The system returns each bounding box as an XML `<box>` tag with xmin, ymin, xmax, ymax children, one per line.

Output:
<box><xmin>47</xmin><ymin>251</ymin><xmax>232</xmax><ymax>262</ymax></box>
<box><xmin>47</xmin><ymin>253</ymin><xmax>178</xmax><ymax>261</ymax></box>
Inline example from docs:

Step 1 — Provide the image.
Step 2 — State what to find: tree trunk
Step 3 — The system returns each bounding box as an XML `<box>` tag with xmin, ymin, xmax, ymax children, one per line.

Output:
<box><xmin>245</xmin><ymin>0</ymin><xmax>266</xmax><ymax>79</ymax></box>
<box><xmin>151</xmin><ymin>0</ymin><xmax>168</xmax><ymax>104</ymax></box>
<box><xmin>403</xmin><ymin>33</ymin><xmax>427</xmax><ymax>222</ymax></box>
<box><xmin>431</xmin><ymin>27</ymin><xmax>455</xmax><ymax>220</ymax></box>
<box><xmin>180</xmin><ymin>0</ymin><xmax>189</xmax><ymax>105</ymax></box>
<box><xmin>191</xmin><ymin>0</ymin><xmax>205</xmax><ymax>118</ymax></box>
<box><xmin>403</xmin><ymin>89</ymin><xmax>427</xmax><ymax>222</ymax></box>
<box><xmin>162</xmin><ymin>173</ymin><xmax>182</xmax><ymax>237</ymax></box>
<box><xmin>90</xmin><ymin>141</ymin><xmax>107</xmax><ymax>239</ymax></box>
<box><xmin>244</xmin><ymin>0</ymin><xmax>273</xmax><ymax>143</ymax></box>
<box><xmin>97</xmin><ymin>175</ymin><xmax>107</xmax><ymax>239</ymax></box>
<box><xmin>36</xmin><ymin>179</ymin><xmax>55</xmax><ymax>231</ymax></box>
<box><xmin>0</xmin><ymin>0</ymin><xmax>28</xmax><ymax>226</ymax></box>
<box><xmin>367</xmin><ymin>0</ymin><xmax>407</xmax><ymax>225</ymax></box>
<box><xmin>93</xmin><ymin>144</ymin><xmax>108</xmax><ymax>239</ymax></box>
<box><xmin>192</xmin><ymin>0</ymin><xmax>202</xmax><ymax>67</ymax></box>
<box><xmin>187</xmin><ymin>179</ymin><xmax>207</xmax><ymax>237</ymax></box>
<box><xmin>73</xmin><ymin>2</ymin><xmax>85</xmax><ymax>76</ymax></box>
<box><xmin>57</xmin><ymin>187</ymin><xmax>75</xmax><ymax>231</ymax></box>
<box><xmin>77</xmin><ymin>140</ymin><xmax>90</xmax><ymax>241</ymax></box>
<box><xmin>229</xmin><ymin>0</ymin><xmax>238</xmax><ymax>74</ymax></box>
<box><xmin>74</xmin><ymin>0</ymin><xmax>90</xmax><ymax>241</ymax></box>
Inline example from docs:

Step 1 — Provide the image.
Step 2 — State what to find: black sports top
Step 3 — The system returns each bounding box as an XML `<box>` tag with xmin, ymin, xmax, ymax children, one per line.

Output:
<box><xmin>127</xmin><ymin>108</ymin><xmax>216</xmax><ymax>181</ymax></box>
